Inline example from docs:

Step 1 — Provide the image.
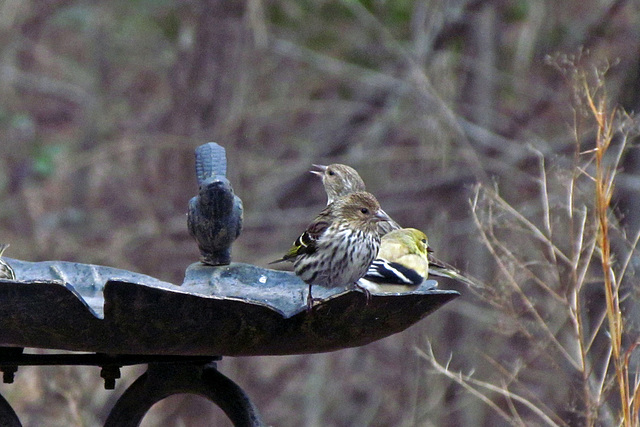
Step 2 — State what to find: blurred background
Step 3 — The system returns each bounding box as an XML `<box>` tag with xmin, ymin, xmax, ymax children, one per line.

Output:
<box><xmin>1</xmin><ymin>0</ymin><xmax>639</xmax><ymax>425</ymax></box>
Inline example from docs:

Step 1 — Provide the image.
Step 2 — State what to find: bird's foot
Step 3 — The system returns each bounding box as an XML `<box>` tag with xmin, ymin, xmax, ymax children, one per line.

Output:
<box><xmin>306</xmin><ymin>296</ymin><xmax>324</xmax><ymax>313</ymax></box>
<box><xmin>306</xmin><ymin>286</ymin><xmax>326</xmax><ymax>312</ymax></box>
<box><xmin>356</xmin><ymin>284</ymin><xmax>372</xmax><ymax>304</ymax></box>
<box><xmin>306</xmin><ymin>287</ymin><xmax>315</xmax><ymax>312</ymax></box>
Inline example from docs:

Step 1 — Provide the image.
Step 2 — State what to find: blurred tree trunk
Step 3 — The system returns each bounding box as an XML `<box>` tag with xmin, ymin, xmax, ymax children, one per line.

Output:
<box><xmin>466</xmin><ymin>2</ymin><xmax>497</xmax><ymax>131</ymax></box>
<box><xmin>160</xmin><ymin>0</ymin><xmax>246</xmax><ymax>136</ymax></box>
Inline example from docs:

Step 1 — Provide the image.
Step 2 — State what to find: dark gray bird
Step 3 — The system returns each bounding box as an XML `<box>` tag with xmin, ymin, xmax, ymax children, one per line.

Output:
<box><xmin>0</xmin><ymin>244</ymin><xmax>16</xmax><ymax>280</ymax></box>
<box><xmin>188</xmin><ymin>143</ymin><xmax>243</xmax><ymax>266</ymax></box>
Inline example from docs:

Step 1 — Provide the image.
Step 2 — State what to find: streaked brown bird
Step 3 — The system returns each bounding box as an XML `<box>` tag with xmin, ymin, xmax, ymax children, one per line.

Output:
<box><xmin>272</xmin><ymin>191</ymin><xmax>390</xmax><ymax>309</ymax></box>
<box><xmin>311</xmin><ymin>164</ymin><xmax>401</xmax><ymax>233</ymax></box>
<box><xmin>311</xmin><ymin>164</ymin><xmax>366</xmax><ymax>205</ymax></box>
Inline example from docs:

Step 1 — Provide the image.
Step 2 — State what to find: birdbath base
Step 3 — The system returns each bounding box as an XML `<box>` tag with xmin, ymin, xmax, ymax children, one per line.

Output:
<box><xmin>0</xmin><ymin>349</ymin><xmax>265</xmax><ymax>427</ymax></box>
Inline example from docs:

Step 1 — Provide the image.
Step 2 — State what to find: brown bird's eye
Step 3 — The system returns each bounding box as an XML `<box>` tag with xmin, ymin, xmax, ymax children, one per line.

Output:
<box><xmin>360</xmin><ymin>208</ymin><xmax>369</xmax><ymax>214</ymax></box>
<box><xmin>328</xmin><ymin>170</ymin><xmax>335</xmax><ymax>176</ymax></box>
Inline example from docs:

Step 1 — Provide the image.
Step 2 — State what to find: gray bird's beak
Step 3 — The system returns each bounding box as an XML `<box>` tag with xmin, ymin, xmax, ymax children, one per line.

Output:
<box><xmin>375</xmin><ymin>209</ymin><xmax>392</xmax><ymax>222</ymax></box>
<box><xmin>310</xmin><ymin>164</ymin><xmax>328</xmax><ymax>177</ymax></box>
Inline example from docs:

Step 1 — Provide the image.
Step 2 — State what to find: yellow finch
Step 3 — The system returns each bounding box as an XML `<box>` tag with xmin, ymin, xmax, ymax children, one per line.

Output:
<box><xmin>272</xmin><ymin>191</ymin><xmax>390</xmax><ymax>309</ymax></box>
<box><xmin>359</xmin><ymin>228</ymin><xmax>431</xmax><ymax>293</ymax></box>
<box><xmin>311</xmin><ymin>164</ymin><xmax>401</xmax><ymax>233</ymax></box>
<box><xmin>312</xmin><ymin>163</ymin><xmax>477</xmax><ymax>288</ymax></box>
<box><xmin>0</xmin><ymin>244</ymin><xmax>16</xmax><ymax>280</ymax></box>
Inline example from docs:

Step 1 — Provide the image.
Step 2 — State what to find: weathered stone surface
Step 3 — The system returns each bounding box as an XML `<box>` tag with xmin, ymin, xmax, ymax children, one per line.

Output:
<box><xmin>0</xmin><ymin>259</ymin><xmax>458</xmax><ymax>356</ymax></box>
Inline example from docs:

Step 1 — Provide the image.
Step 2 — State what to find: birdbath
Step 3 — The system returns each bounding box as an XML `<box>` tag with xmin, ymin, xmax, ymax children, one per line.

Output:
<box><xmin>0</xmin><ymin>143</ymin><xmax>460</xmax><ymax>426</ymax></box>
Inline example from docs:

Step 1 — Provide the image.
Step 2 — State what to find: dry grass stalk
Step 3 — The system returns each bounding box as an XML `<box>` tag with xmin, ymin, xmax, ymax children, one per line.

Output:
<box><xmin>584</xmin><ymin>70</ymin><xmax>632</xmax><ymax>426</ymax></box>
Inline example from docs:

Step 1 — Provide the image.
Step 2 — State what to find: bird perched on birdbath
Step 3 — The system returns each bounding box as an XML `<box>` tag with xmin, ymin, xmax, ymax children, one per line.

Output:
<box><xmin>272</xmin><ymin>191</ymin><xmax>391</xmax><ymax>310</ymax></box>
<box><xmin>359</xmin><ymin>228</ymin><xmax>432</xmax><ymax>293</ymax></box>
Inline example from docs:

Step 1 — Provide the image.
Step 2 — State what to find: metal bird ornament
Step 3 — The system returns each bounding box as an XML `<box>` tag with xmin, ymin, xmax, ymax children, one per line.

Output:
<box><xmin>188</xmin><ymin>143</ymin><xmax>243</xmax><ymax>266</ymax></box>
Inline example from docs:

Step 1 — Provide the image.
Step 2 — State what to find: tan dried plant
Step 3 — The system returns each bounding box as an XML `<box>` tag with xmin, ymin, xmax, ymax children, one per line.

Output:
<box><xmin>419</xmin><ymin>54</ymin><xmax>640</xmax><ymax>427</ymax></box>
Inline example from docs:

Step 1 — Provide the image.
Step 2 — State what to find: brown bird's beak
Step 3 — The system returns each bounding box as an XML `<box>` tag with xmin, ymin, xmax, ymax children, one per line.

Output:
<box><xmin>310</xmin><ymin>164</ymin><xmax>328</xmax><ymax>177</ymax></box>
